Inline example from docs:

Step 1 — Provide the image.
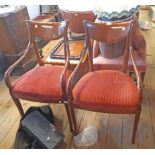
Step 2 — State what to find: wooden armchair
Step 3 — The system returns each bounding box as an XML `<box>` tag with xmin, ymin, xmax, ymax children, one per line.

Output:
<box><xmin>93</xmin><ymin>19</ymin><xmax>147</xmax><ymax>81</ymax></box>
<box><xmin>67</xmin><ymin>19</ymin><xmax>143</xmax><ymax>143</ymax></box>
<box><xmin>60</xmin><ymin>9</ymin><xmax>96</xmax><ymax>39</ymax></box>
<box><xmin>5</xmin><ymin>20</ymin><xmax>74</xmax><ymax>132</ymax></box>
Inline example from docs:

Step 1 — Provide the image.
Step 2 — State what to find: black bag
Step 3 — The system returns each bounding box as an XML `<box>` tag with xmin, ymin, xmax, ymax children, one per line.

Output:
<box><xmin>0</xmin><ymin>52</ymin><xmax>7</xmax><ymax>73</ymax></box>
<box><xmin>14</xmin><ymin>105</ymin><xmax>63</xmax><ymax>149</ymax></box>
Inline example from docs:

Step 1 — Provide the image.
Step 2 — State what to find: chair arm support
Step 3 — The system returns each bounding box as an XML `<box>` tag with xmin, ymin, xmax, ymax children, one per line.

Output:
<box><xmin>61</xmin><ymin>48</ymin><xmax>70</xmax><ymax>100</ymax></box>
<box><xmin>67</xmin><ymin>46</ymin><xmax>89</xmax><ymax>101</ymax></box>
<box><xmin>4</xmin><ymin>42</ymin><xmax>32</xmax><ymax>90</ymax></box>
<box><xmin>130</xmin><ymin>47</ymin><xmax>143</xmax><ymax>102</ymax></box>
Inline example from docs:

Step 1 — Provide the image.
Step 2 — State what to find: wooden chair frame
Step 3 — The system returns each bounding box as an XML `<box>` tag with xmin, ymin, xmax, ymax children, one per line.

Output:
<box><xmin>5</xmin><ymin>20</ymin><xmax>74</xmax><ymax>132</ymax></box>
<box><xmin>67</xmin><ymin>18</ymin><xmax>143</xmax><ymax>143</ymax></box>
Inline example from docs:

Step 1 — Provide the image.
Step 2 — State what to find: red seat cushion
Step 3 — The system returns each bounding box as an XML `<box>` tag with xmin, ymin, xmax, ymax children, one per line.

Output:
<box><xmin>73</xmin><ymin>70</ymin><xmax>139</xmax><ymax>112</ymax></box>
<box><xmin>93</xmin><ymin>50</ymin><xmax>147</xmax><ymax>71</ymax></box>
<box><xmin>12</xmin><ymin>65</ymin><xmax>71</xmax><ymax>103</ymax></box>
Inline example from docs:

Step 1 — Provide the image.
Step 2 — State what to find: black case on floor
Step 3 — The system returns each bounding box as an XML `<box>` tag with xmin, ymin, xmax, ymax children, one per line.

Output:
<box><xmin>14</xmin><ymin>105</ymin><xmax>64</xmax><ymax>149</ymax></box>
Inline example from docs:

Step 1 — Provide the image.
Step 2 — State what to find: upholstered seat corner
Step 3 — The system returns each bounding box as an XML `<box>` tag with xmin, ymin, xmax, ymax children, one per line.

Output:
<box><xmin>73</xmin><ymin>70</ymin><xmax>139</xmax><ymax>112</ymax></box>
<box><xmin>12</xmin><ymin>65</ymin><xmax>72</xmax><ymax>102</ymax></box>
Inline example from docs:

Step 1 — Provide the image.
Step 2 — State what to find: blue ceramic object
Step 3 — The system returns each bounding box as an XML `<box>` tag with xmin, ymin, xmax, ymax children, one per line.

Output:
<box><xmin>94</xmin><ymin>5</ymin><xmax>140</xmax><ymax>21</ymax></box>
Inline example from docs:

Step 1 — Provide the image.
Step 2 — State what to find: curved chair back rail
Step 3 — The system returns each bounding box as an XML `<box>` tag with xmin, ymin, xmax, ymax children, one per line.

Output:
<box><xmin>26</xmin><ymin>20</ymin><xmax>68</xmax><ymax>40</ymax></box>
<box><xmin>83</xmin><ymin>20</ymin><xmax>134</xmax><ymax>72</ymax></box>
<box><xmin>26</xmin><ymin>20</ymin><xmax>69</xmax><ymax>66</ymax></box>
<box><xmin>85</xmin><ymin>21</ymin><xmax>132</xmax><ymax>43</ymax></box>
<box><xmin>60</xmin><ymin>9</ymin><xmax>96</xmax><ymax>34</ymax></box>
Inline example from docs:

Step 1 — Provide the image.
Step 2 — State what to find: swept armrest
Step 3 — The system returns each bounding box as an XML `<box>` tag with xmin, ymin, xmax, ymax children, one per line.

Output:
<box><xmin>130</xmin><ymin>46</ymin><xmax>143</xmax><ymax>102</ymax></box>
<box><xmin>67</xmin><ymin>45</ymin><xmax>89</xmax><ymax>101</ymax></box>
<box><xmin>4</xmin><ymin>42</ymin><xmax>32</xmax><ymax>90</ymax></box>
<box><xmin>61</xmin><ymin>39</ymin><xmax>71</xmax><ymax>100</ymax></box>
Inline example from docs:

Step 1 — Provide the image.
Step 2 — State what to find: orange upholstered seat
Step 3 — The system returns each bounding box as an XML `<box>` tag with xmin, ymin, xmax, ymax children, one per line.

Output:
<box><xmin>73</xmin><ymin>70</ymin><xmax>139</xmax><ymax>112</ymax></box>
<box><xmin>13</xmin><ymin>66</ymin><xmax>71</xmax><ymax>102</ymax></box>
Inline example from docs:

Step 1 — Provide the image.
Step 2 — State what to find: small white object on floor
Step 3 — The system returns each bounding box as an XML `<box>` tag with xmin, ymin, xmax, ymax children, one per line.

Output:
<box><xmin>139</xmin><ymin>21</ymin><xmax>152</xmax><ymax>30</ymax></box>
<box><xmin>74</xmin><ymin>125</ymin><xmax>98</xmax><ymax>147</ymax></box>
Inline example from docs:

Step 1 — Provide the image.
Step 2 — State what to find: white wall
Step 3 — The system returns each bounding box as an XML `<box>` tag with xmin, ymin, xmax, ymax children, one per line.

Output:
<box><xmin>26</xmin><ymin>5</ymin><xmax>40</xmax><ymax>19</ymax></box>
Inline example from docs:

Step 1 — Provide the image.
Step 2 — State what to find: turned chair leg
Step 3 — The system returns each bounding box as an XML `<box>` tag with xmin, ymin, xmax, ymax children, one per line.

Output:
<box><xmin>64</xmin><ymin>104</ymin><xmax>73</xmax><ymax>132</ymax></box>
<box><xmin>70</xmin><ymin>104</ymin><xmax>77</xmax><ymax>135</ymax></box>
<box><xmin>11</xmin><ymin>94</ymin><xmax>24</xmax><ymax>117</ymax></box>
<box><xmin>140</xmin><ymin>72</ymin><xmax>145</xmax><ymax>83</ymax></box>
<box><xmin>132</xmin><ymin>110</ymin><xmax>141</xmax><ymax>144</ymax></box>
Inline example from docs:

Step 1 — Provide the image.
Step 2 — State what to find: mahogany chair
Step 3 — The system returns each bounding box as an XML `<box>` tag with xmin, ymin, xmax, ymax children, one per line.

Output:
<box><xmin>67</xmin><ymin>19</ymin><xmax>143</xmax><ymax>143</ymax></box>
<box><xmin>93</xmin><ymin>18</ymin><xmax>147</xmax><ymax>82</ymax></box>
<box><xmin>60</xmin><ymin>9</ymin><xmax>96</xmax><ymax>39</ymax></box>
<box><xmin>5</xmin><ymin>20</ymin><xmax>74</xmax><ymax>132</ymax></box>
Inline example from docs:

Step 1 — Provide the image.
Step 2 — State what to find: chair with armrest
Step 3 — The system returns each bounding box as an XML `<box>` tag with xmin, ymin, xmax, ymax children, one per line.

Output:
<box><xmin>5</xmin><ymin>20</ymin><xmax>74</xmax><ymax>132</ymax></box>
<box><xmin>60</xmin><ymin>9</ymin><xmax>96</xmax><ymax>39</ymax></box>
<box><xmin>67</xmin><ymin>19</ymin><xmax>143</xmax><ymax>143</ymax></box>
<box><xmin>93</xmin><ymin>18</ymin><xmax>147</xmax><ymax>82</ymax></box>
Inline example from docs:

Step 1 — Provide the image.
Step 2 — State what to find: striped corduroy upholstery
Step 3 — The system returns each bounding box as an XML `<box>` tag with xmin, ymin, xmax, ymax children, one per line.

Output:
<box><xmin>13</xmin><ymin>65</ymin><xmax>71</xmax><ymax>103</ymax></box>
<box><xmin>73</xmin><ymin>70</ymin><xmax>139</xmax><ymax>112</ymax></box>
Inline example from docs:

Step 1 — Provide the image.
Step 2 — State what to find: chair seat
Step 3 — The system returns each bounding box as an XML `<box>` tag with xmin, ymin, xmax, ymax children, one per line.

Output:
<box><xmin>73</xmin><ymin>70</ymin><xmax>139</xmax><ymax>112</ymax></box>
<box><xmin>93</xmin><ymin>50</ymin><xmax>147</xmax><ymax>71</ymax></box>
<box><xmin>12</xmin><ymin>65</ymin><xmax>72</xmax><ymax>103</ymax></box>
